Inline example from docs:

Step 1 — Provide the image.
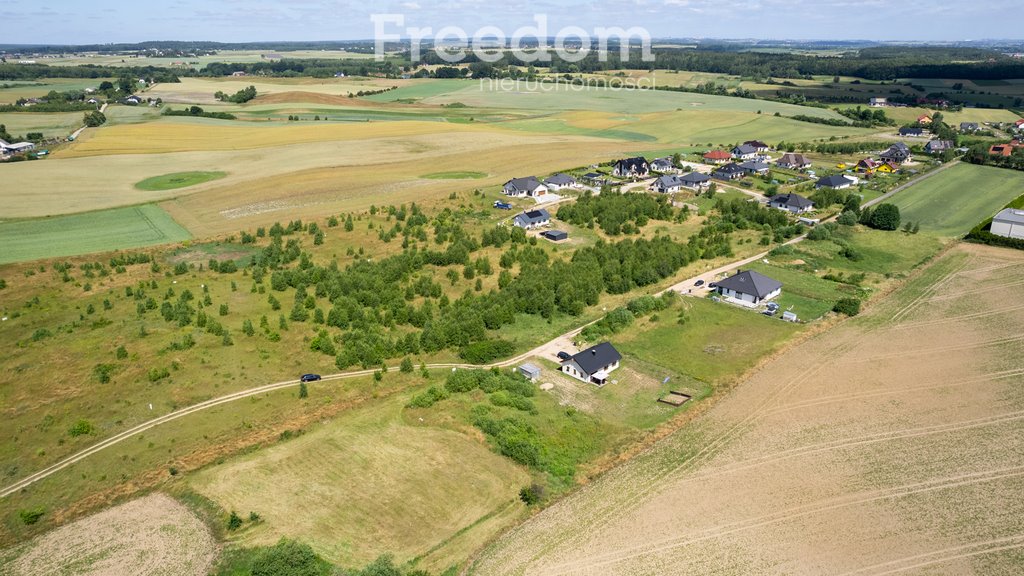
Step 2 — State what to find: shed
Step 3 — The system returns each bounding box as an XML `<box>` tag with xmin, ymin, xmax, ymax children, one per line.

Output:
<box><xmin>542</xmin><ymin>230</ymin><xmax>568</xmax><ymax>242</ymax></box>
<box><xmin>518</xmin><ymin>363</ymin><xmax>542</xmax><ymax>381</ymax></box>
<box><xmin>782</xmin><ymin>311</ymin><xmax>798</xmax><ymax>322</ymax></box>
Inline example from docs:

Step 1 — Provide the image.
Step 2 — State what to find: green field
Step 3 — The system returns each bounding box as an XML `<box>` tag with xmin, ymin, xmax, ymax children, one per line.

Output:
<box><xmin>0</xmin><ymin>79</ymin><xmax>114</xmax><ymax>104</ymax></box>
<box><xmin>0</xmin><ymin>205</ymin><xmax>191</xmax><ymax>264</ymax></box>
<box><xmin>0</xmin><ymin>111</ymin><xmax>84</xmax><ymax>139</ymax></box>
<box><xmin>891</xmin><ymin>163</ymin><xmax>1024</xmax><ymax>237</ymax></box>
<box><xmin>135</xmin><ymin>171</ymin><xmax>228</xmax><ymax>191</ymax></box>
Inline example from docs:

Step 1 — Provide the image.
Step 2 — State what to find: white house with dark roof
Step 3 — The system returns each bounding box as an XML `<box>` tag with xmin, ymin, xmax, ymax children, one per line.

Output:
<box><xmin>612</xmin><ymin>157</ymin><xmax>650</xmax><ymax>178</ymax></box>
<box><xmin>731</xmin><ymin>144</ymin><xmax>759</xmax><ymax>160</ymax></box>
<box><xmin>769</xmin><ymin>193</ymin><xmax>815</xmax><ymax>214</ymax></box>
<box><xmin>650</xmin><ymin>157</ymin><xmax>677</xmax><ymax>173</ymax></box>
<box><xmin>776</xmin><ymin>153</ymin><xmax>811</xmax><ymax>170</ymax></box>
<box><xmin>503</xmin><ymin>176</ymin><xmax>548</xmax><ymax>197</ymax></box>
<box><xmin>816</xmin><ymin>174</ymin><xmax>859</xmax><ymax>190</ymax></box>
<box><xmin>560</xmin><ymin>342</ymin><xmax>622</xmax><ymax>386</ymax></box>
<box><xmin>679</xmin><ymin>172</ymin><xmax>712</xmax><ymax>190</ymax></box>
<box><xmin>512</xmin><ymin>209</ymin><xmax>551</xmax><ymax>230</ymax></box>
<box><xmin>543</xmin><ymin>173</ymin><xmax>579</xmax><ymax>190</ymax></box>
<box><xmin>715</xmin><ymin>270</ymin><xmax>782</xmax><ymax>306</ymax></box>
<box><xmin>650</xmin><ymin>175</ymin><xmax>684</xmax><ymax>193</ymax></box>
<box><xmin>924</xmin><ymin>140</ymin><xmax>954</xmax><ymax>154</ymax></box>
<box><xmin>991</xmin><ymin>209</ymin><xmax>1024</xmax><ymax>240</ymax></box>
<box><xmin>881</xmin><ymin>142</ymin><xmax>912</xmax><ymax>164</ymax></box>
<box><xmin>738</xmin><ymin>161</ymin><xmax>770</xmax><ymax>175</ymax></box>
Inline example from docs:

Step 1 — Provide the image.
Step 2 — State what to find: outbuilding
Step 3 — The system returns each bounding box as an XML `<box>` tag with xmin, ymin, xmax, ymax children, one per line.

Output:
<box><xmin>518</xmin><ymin>363</ymin><xmax>542</xmax><ymax>381</ymax></box>
<box><xmin>542</xmin><ymin>230</ymin><xmax>568</xmax><ymax>242</ymax></box>
<box><xmin>991</xmin><ymin>208</ymin><xmax>1024</xmax><ymax>240</ymax></box>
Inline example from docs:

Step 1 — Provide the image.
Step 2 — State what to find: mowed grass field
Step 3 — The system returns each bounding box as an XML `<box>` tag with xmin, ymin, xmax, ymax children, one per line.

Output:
<box><xmin>0</xmin><ymin>111</ymin><xmax>84</xmax><ymax>139</ymax></box>
<box><xmin>190</xmin><ymin>395</ymin><xmax>529</xmax><ymax>572</ymax></box>
<box><xmin>0</xmin><ymin>78</ymin><xmax>114</xmax><ymax>104</ymax></box>
<box><xmin>471</xmin><ymin>244</ymin><xmax>1024</xmax><ymax>576</ymax></box>
<box><xmin>0</xmin><ymin>205</ymin><xmax>191</xmax><ymax>264</ymax></box>
<box><xmin>135</xmin><ymin>171</ymin><xmax>227</xmax><ymax>191</ymax></box>
<box><xmin>891</xmin><ymin>163</ymin><xmax>1024</xmax><ymax>237</ymax></box>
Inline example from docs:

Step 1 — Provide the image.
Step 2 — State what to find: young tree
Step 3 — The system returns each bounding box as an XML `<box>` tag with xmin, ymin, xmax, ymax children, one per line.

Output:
<box><xmin>299</xmin><ymin>381</ymin><xmax>309</xmax><ymax>399</ymax></box>
<box><xmin>400</xmin><ymin>357</ymin><xmax>414</xmax><ymax>373</ymax></box>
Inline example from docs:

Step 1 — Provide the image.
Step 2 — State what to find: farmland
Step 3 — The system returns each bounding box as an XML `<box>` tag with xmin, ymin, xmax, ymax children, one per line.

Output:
<box><xmin>471</xmin><ymin>243</ymin><xmax>1024</xmax><ymax>576</ymax></box>
<box><xmin>0</xmin><ymin>205</ymin><xmax>191</xmax><ymax>264</ymax></box>
<box><xmin>135</xmin><ymin>171</ymin><xmax>227</xmax><ymax>191</ymax></box>
<box><xmin>891</xmin><ymin>163</ymin><xmax>1024</xmax><ymax>237</ymax></box>
<box><xmin>0</xmin><ymin>111</ymin><xmax>85</xmax><ymax>139</ymax></box>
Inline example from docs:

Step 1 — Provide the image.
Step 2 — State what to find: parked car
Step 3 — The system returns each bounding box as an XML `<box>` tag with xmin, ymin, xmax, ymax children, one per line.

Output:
<box><xmin>694</xmin><ymin>279</ymin><xmax>705</xmax><ymax>287</ymax></box>
<box><xmin>708</xmin><ymin>282</ymin><xmax>717</xmax><ymax>289</ymax></box>
<box><xmin>494</xmin><ymin>201</ymin><xmax>513</xmax><ymax>210</ymax></box>
<box><xmin>300</xmin><ymin>374</ymin><xmax>322</xmax><ymax>382</ymax></box>
<box><xmin>556</xmin><ymin>351</ymin><xmax>572</xmax><ymax>361</ymax></box>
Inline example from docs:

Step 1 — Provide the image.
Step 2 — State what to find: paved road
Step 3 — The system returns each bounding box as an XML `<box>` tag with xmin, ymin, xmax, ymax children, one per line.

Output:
<box><xmin>0</xmin><ymin>162</ymin><xmax>952</xmax><ymax>499</ymax></box>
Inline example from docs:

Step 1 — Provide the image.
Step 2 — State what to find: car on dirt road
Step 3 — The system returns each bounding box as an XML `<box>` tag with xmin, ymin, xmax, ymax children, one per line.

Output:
<box><xmin>300</xmin><ymin>374</ymin><xmax>322</xmax><ymax>382</ymax></box>
<box><xmin>694</xmin><ymin>279</ymin><xmax>705</xmax><ymax>287</ymax></box>
<box><xmin>557</xmin><ymin>351</ymin><xmax>572</xmax><ymax>361</ymax></box>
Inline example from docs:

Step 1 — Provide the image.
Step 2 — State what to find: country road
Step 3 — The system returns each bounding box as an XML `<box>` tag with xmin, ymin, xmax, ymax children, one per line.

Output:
<box><xmin>0</xmin><ymin>161</ymin><xmax>950</xmax><ymax>499</ymax></box>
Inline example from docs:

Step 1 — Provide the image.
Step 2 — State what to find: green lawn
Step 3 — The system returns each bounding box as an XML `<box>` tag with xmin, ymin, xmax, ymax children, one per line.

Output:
<box><xmin>0</xmin><ymin>205</ymin><xmax>192</xmax><ymax>264</ymax></box>
<box><xmin>614</xmin><ymin>298</ymin><xmax>802</xmax><ymax>384</ymax></box>
<box><xmin>135</xmin><ymin>171</ymin><xmax>228</xmax><ymax>191</ymax></box>
<box><xmin>891</xmin><ymin>163</ymin><xmax>1024</xmax><ymax>237</ymax></box>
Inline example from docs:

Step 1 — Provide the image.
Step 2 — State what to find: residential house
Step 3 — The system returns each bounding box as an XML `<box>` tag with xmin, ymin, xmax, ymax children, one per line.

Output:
<box><xmin>543</xmin><ymin>173</ymin><xmax>579</xmax><ymax>190</ymax></box>
<box><xmin>856</xmin><ymin>158</ymin><xmax>879</xmax><ymax>173</ymax></box>
<box><xmin>650</xmin><ymin>175</ymin><xmax>684</xmax><ymax>193</ymax></box>
<box><xmin>899</xmin><ymin>127</ymin><xmax>925</xmax><ymax>137</ymax></box>
<box><xmin>1015</xmin><ymin>119</ymin><xmax>1024</xmax><ymax>130</ymax></box>
<box><xmin>743</xmin><ymin>140</ymin><xmax>770</xmax><ymax>153</ymax></box>
<box><xmin>776</xmin><ymin>153</ymin><xmax>811</xmax><ymax>170</ymax></box>
<box><xmin>503</xmin><ymin>176</ymin><xmax>548</xmax><ymax>197</ymax></box>
<box><xmin>715</xmin><ymin>270</ymin><xmax>782</xmax><ymax>306</ymax></box>
<box><xmin>560</xmin><ymin>342</ymin><xmax>622</xmax><ymax>386</ymax></box>
<box><xmin>738</xmin><ymin>161</ymin><xmax>770</xmax><ymax>175</ymax></box>
<box><xmin>612</xmin><ymin>157</ymin><xmax>650</xmax><ymax>178</ymax></box>
<box><xmin>512</xmin><ymin>209</ymin><xmax>551</xmax><ymax>229</ymax></box>
<box><xmin>650</xmin><ymin>157</ymin><xmax>677</xmax><ymax>173</ymax></box>
<box><xmin>702</xmin><ymin>150</ymin><xmax>732</xmax><ymax>165</ymax></box>
<box><xmin>712</xmin><ymin>163</ymin><xmax>746</xmax><ymax>181</ymax></box>
<box><xmin>881</xmin><ymin>142</ymin><xmax>913</xmax><ymax>164</ymax></box>
<box><xmin>582</xmin><ymin>172</ymin><xmax>608</xmax><ymax>186</ymax></box>
<box><xmin>990</xmin><ymin>144</ymin><xmax>1014</xmax><ymax>157</ymax></box>
<box><xmin>924</xmin><ymin>140</ymin><xmax>954</xmax><ymax>154</ymax></box>
<box><xmin>991</xmin><ymin>209</ymin><xmax>1024</xmax><ymax>240</ymax></box>
<box><xmin>679</xmin><ymin>172</ymin><xmax>712</xmax><ymax>190</ymax></box>
<box><xmin>125</xmin><ymin>96</ymin><xmax>141</xmax><ymax>105</ymax></box>
<box><xmin>917</xmin><ymin>115</ymin><xmax>933</xmax><ymax>125</ymax></box>
<box><xmin>876</xmin><ymin>161</ymin><xmax>900</xmax><ymax>174</ymax></box>
<box><xmin>731</xmin><ymin>144</ymin><xmax>760</xmax><ymax>160</ymax></box>
<box><xmin>960</xmin><ymin>122</ymin><xmax>980</xmax><ymax>133</ymax></box>
<box><xmin>769</xmin><ymin>193</ymin><xmax>815</xmax><ymax>214</ymax></box>
<box><xmin>816</xmin><ymin>174</ymin><xmax>859</xmax><ymax>190</ymax></box>
<box><xmin>869</xmin><ymin>97</ymin><xmax>888</xmax><ymax>107</ymax></box>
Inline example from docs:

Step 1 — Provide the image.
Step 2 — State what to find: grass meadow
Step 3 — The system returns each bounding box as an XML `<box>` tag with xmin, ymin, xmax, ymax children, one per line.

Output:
<box><xmin>135</xmin><ymin>171</ymin><xmax>228</xmax><ymax>191</ymax></box>
<box><xmin>891</xmin><ymin>163</ymin><xmax>1024</xmax><ymax>237</ymax></box>
<box><xmin>0</xmin><ymin>112</ymin><xmax>84</xmax><ymax>139</ymax></box>
<box><xmin>0</xmin><ymin>205</ymin><xmax>191</xmax><ymax>264</ymax></box>
<box><xmin>0</xmin><ymin>79</ymin><xmax>115</xmax><ymax>105</ymax></box>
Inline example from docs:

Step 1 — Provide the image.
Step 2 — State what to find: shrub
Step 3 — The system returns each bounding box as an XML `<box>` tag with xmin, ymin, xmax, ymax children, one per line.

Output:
<box><xmin>519</xmin><ymin>483</ymin><xmax>546</xmax><ymax>506</ymax></box>
<box><xmin>227</xmin><ymin>510</ymin><xmax>243</xmax><ymax>531</ymax></box>
<box><xmin>833</xmin><ymin>298</ymin><xmax>862</xmax><ymax>316</ymax></box>
<box><xmin>400</xmin><ymin>356</ymin><xmax>414</xmax><ymax>373</ymax></box>
<box><xmin>19</xmin><ymin>507</ymin><xmax>45</xmax><ymax>525</ymax></box>
<box><xmin>299</xmin><ymin>382</ymin><xmax>308</xmax><ymax>399</ymax></box>
<box><xmin>459</xmin><ymin>339</ymin><xmax>515</xmax><ymax>364</ymax></box>
<box><xmin>407</xmin><ymin>385</ymin><xmax>449</xmax><ymax>408</ymax></box>
<box><xmin>837</xmin><ymin>210</ymin><xmax>858</xmax><ymax>226</ymax></box>
<box><xmin>115</xmin><ymin>345</ymin><xmax>128</xmax><ymax>359</ymax></box>
<box><xmin>67</xmin><ymin>419</ymin><xmax>95</xmax><ymax>437</ymax></box>
<box><xmin>148</xmin><ymin>367</ymin><xmax>170</xmax><ymax>382</ymax></box>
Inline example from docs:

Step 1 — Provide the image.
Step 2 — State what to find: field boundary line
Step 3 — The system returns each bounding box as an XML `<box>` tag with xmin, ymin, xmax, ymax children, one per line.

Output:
<box><xmin>835</xmin><ymin>535</ymin><xmax>1024</xmax><ymax>576</ymax></box>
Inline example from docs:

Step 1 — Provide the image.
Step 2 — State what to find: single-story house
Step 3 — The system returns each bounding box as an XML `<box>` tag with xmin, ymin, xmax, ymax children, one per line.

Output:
<box><xmin>990</xmin><ymin>144</ymin><xmax>1014</xmax><ymax>157</ymax></box>
<box><xmin>503</xmin><ymin>176</ymin><xmax>548</xmax><ymax>197</ymax></box>
<box><xmin>743</xmin><ymin>140</ymin><xmax>770</xmax><ymax>153</ymax></box>
<box><xmin>738</xmin><ymin>161</ymin><xmax>770</xmax><ymax>175</ymax></box>
<box><xmin>512</xmin><ymin>209</ymin><xmax>551</xmax><ymax>229</ymax></box>
<box><xmin>731</xmin><ymin>144</ymin><xmax>760</xmax><ymax>160</ymax></box>
<box><xmin>651</xmin><ymin>175</ymin><xmax>684</xmax><ymax>193</ymax></box>
<box><xmin>769</xmin><ymin>193</ymin><xmax>815</xmax><ymax>214</ymax></box>
<box><xmin>899</xmin><ymin>127</ymin><xmax>925</xmax><ymax>137</ymax></box>
<box><xmin>917</xmin><ymin>115</ymin><xmax>932</xmax><ymax>125</ymax></box>
<box><xmin>542</xmin><ymin>230</ymin><xmax>568</xmax><ymax>242</ymax></box>
<box><xmin>679</xmin><ymin>172</ymin><xmax>712</xmax><ymax>190</ymax></box>
<box><xmin>715</xmin><ymin>269</ymin><xmax>783</xmax><ymax>306</ymax></box>
<box><xmin>560</xmin><ymin>342</ymin><xmax>622</xmax><ymax>386</ymax></box>
<box><xmin>924</xmin><ymin>140</ymin><xmax>954</xmax><ymax>154</ymax></box>
<box><xmin>703</xmin><ymin>150</ymin><xmax>732</xmax><ymax>164</ymax></box>
<box><xmin>712</xmin><ymin>163</ymin><xmax>745</xmax><ymax>181</ymax></box>
<box><xmin>518</xmin><ymin>363</ymin><xmax>542</xmax><ymax>381</ymax></box>
<box><xmin>1015</xmin><ymin>119</ymin><xmax>1024</xmax><ymax>130</ymax></box>
<box><xmin>816</xmin><ymin>174</ymin><xmax>859</xmax><ymax>189</ymax></box>
<box><xmin>991</xmin><ymin>208</ymin><xmax>1024</xmax><ymax>240</ymax></box>
<box><xmin>776</xmin><ymin>153</ymin><xmax>811</xmax><ymax>170</ymax></box>
<box><xmin>960</xmin><ymin>122</ymin><xmax>980</xmax><ymax>133</ymax></box>
<box><xmin>869</xmin><ymin>97</ymin><xmax>888</xmax><ymax>107</ymax></box>
<box><xmin>543</xmin><ymin>173</ymin><xmax>579</xmax><ymax>190</ymax></box>
<box><xmin>612</xmin><ymin>157</ymin><xmax>650</xmax><ymax>178</ymax></box>
<box><xmin>650</xmin><ymin>157</ymin><xmax>676</xmax><ymax>173</ymax></box>
<box><xmin>876</xmin><ymin>161</ymin><xmax>900</xmax><ymax>173</ymax></box>
<box><xmin>881</xmin><ymin>142</ymin><xmax>912</xmax><ymax>164</ymax></box>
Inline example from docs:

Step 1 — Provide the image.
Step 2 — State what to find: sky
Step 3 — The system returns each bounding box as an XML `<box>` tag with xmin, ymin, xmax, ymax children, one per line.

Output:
<box><xmin>0</xmin><ymin>0</ymin><xmax>1018</xmax><ymax>45</ymax></box>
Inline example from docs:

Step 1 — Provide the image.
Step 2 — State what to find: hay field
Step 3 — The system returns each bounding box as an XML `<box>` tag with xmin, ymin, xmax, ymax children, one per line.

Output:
<box><xmin>0</xmin><ymin>493</ymin><xmax>216</xmax><ymax>576</ymax></box>
<box><xmin>0</xmin><ymin>79</ymin><xmax>113</xmax><ymax>104</ymax></box>
<box><xmin>145</xmin><ymin>76</ymin><xmax>406</xmax><ymax>105</ymax></box>
<box><xmin>0</xmin><ymin>205</ymin><xmax>191</xmax><ymax>264</ymax></box>
<box><xmin>190</xmin><ymin>396</ymin><xmax>529</xmax><ymax>571</ymax></box>
<box><xmin>891</xmin><ymin>163</ymin><xmax>1024</xmax><ymax>237</ymax></box>
<box><xmin>472</xmin><ymin>243</ymin><xmax>1024</xmax><ymax>575</ymax></box>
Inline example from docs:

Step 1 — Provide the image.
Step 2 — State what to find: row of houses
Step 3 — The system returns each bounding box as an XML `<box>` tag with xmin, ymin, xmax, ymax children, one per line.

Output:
<box><xmin>502</xmin><ymin>173</ymin><xmax>582</xmax><ymax>198</ymax></box>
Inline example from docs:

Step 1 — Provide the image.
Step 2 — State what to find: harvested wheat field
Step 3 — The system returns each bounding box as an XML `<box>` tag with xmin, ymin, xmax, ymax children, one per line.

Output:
<box><xmin>0</xmin><ymin>493</ymin><xmax>216</xmax><ymax>576</ymax></box>
<box><xmin>471</xmin><ymin>243</ymin><xmax>1024</xmax><ymax>576</ymax></box>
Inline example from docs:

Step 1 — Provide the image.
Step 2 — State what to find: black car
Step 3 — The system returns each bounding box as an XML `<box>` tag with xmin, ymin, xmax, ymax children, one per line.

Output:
<box><xmin>694</xmin><ymin>279</ymin><xmax>705</xmax><ymax>287</ymax></box>
<box><xmin>556</xmin><ymin>351</ymin><xmax>572</xmax><ymax>361</ymax></box>
<box><xmin>300</xmin><ymin>374</ymin><xmax>322</xmax><ymax>382</ymax></box>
